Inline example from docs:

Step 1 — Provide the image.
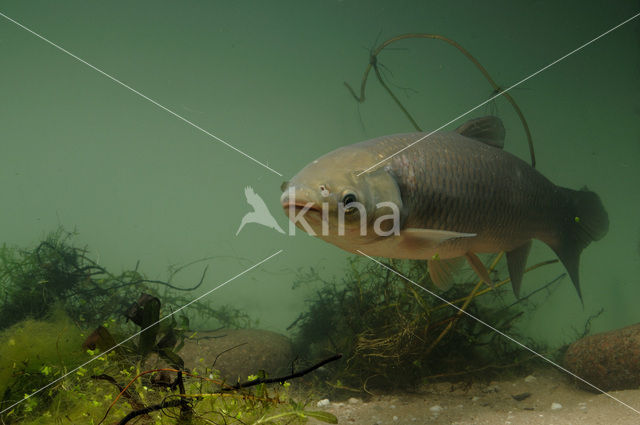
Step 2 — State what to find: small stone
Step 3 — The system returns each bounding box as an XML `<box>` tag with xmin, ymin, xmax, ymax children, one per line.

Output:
<box><xmin>392</xmin><ymin>416</ymin><xmax>398</xmax><ymax>421</ymax></box>
<box><xmin>430</xmin><ymin>405</ymin><xmax>443</xmax><ymax>413</ymax></box>
<box><xmin>511</xmin><ymin>392</ymin><xmax>531</xmax><ymax>401</ymax></box>
<box><xmin>316</xmin><ymin>399</ymin><xmax>330</xmax><ymax>408</ymax></box>
<box><xmin>483</xmin><ymin>385</ymin><xmax>499</xmax><ymax>393</ymax></box>
<box><xmin>551</xmin><ymin>402</ymin><xmax>563</xmax><ymax>411</ymax></box>
<box><xmin>390</xmin><ymin>404</ymin><xmax>396</xmax><ymax>409</ymax></box>
<box><xmin>524</xmin><ymin>375</ymin><xmax>537</xmax><ymax>383</ymax></box>
<box><xmin>472</xmin><ymin>396</ymin><xmax>480</xmax><ymax>402</ymax></box>
<box><xmin>348</xmin><ymin>397</ymin><xmax>360</xmax><ymax>404</ymax></box>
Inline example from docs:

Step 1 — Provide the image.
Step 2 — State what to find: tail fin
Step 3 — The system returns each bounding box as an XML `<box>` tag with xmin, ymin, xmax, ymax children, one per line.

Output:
<box><xmin>551</xmin><ymin>187</ymin><xmax>609</xmax><ymax>300</ymax></box>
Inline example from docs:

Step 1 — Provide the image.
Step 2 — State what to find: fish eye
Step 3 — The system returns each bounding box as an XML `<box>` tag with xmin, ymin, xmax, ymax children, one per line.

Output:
<box><xmin>341</xmin><ymin>192</ymin><xmax>358</xmax><ymax>213</ymax></box>
<box><xmin>342</xmin><ymin>192</ymin><xmax>357</xmax><ymax>205</ymax></box>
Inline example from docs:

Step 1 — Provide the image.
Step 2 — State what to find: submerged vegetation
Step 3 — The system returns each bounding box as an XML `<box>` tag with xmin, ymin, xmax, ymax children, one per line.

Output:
<box><xmin>0</xmin><ymin>229</ymin><xmax>250</xmax><ymax>332</ymax></box>
<box><xmin>0</xmin><ymin>230</ymin><xmax>336</xmax><ymax>424</ymax></box>
<box><xmin>344</xmin><ymin>32</ymin><xmax>536</xmax><ymax>168</ymax></box>
<box><xmin>290</xmin><ymin>256</ymin><xmax>561</xmax><ymax>394</ymax></box>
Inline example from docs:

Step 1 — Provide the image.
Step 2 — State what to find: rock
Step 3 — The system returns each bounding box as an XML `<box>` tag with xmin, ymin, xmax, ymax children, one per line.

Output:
<box><xmin>178</xmin><ymin>329</ymin><xmax>293</xmax><ymax>382</ymax></box>
<box><xmin>482</xmin><ymin>384</ymin><xmax>499</xmax><ymax>393</ymax></box>
<box><xmin>511</xmin><ymin>392</ymin><xmax>531</xmax><ymax>401</ymax></box>
<box><xmin>524</xmin><ymin>374</ymin><xmax>537</xmax><ymax>383</ymax></box>
<box><xmin>551</xmin><ymin>402</ymin><xmax>562</xmax><ymax>411</ymax></box>
<box><xmin>348</xmin><ymin>397</ymin><xmax>361</xmax><ymax>404</ymax></box>
<box><xmin>317</xmin><ymin>398</ymin><xmax>330</xmax><ymax>408</ymax></box>
<box><xmin>429</xmin><ymin>405</ymin><xmax>443</xmax><ymax>413</ymax></box>
<box><xmin>563</xmin><ymin>323</ymin><xmax>640</xmax><ymax>391</ymax></box>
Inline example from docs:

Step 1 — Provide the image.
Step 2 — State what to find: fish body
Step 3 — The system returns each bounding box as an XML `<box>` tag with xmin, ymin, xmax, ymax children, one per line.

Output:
<box><xmin>281</xmin><ymin>116</ymin><xmax>609</xmax><ymax>298</ymax></box>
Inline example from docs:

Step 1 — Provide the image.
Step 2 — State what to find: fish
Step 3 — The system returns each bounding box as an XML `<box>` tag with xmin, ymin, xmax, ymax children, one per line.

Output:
<box><xmin>280</xmin><ymin>116</ymin><xmax>609</xmax><ymax>299</ymax></box>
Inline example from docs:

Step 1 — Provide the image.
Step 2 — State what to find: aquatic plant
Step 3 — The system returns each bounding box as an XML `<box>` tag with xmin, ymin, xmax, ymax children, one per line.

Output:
<box><xmin>0</xmin><ymin>231</ymin><xmax>341</xmax><ymax>424</ymax></box>
<box><xmin>0</xmin><ymin>230</ymin><xmax>263</xmax><ymax>423</ymax></box>
<box><xmin>0</xmin><ymin>228</ymin><xmax>252</xmax><ymax>331</ymax></box>
<box><xmin>0</xmin><ymin>308</ymin><xmax>87</xmax><ymax>420</ymax></box>
<box><xmin>2</xmin><ymin>338</ymin><xmax>339</xmax><ymax>425</ymax></box>
<box><xmin>290</xmin><ymin>256</ymin><xmax>559</xmax><ymax>393</ymax></box>
<box><xmin>100</xmin><ymin>355</ymin><xmax>340</xmax><ymax>425</ymax></box>
<box><xmin>344</xmin><ymin>32</ymin><xmax>536</xmax><ymax>167</ymax></box>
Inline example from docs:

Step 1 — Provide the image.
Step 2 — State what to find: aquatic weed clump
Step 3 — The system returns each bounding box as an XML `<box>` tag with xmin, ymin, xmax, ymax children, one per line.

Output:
<box><xmin>0</xmin><ymin>229</ymin><xmax>261</xmax><ymax>423</ymax></box>
<box><xmin>0</xmin><ymin>229</ymin><xmax>144</xmax><ymax>330</ymax></box>
<box><xmin>0</xmin><ymin>308</ymin><xmax>87</xmax><ymax>420</ymax></box>
<box><xmin>0</xmin><ymin>228</ymin><xmax>252</xmax><ymax>332</ymax></box>
<box><xmin>291</xmin><ymin>257</ymin><xmax>549</xmax><ymax>392</ymax></box>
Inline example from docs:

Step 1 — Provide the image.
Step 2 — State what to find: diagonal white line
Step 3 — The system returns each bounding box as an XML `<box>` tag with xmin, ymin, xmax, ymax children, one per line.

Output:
<box><xmin>0</xmin><ymin>249</ymin><xmax>283</xmax><ymax>416</ymax></box>
<box><xmin>0</xmin><ymin>11</ymin><xmax>283</xmax><ymax>177</ymax></box>
<box><xmin>357</xmin><ymin>11</ymin><xmax>640</xmax><ymax>176</ymax></box>
<box><xmin>357</xmin><ymin>250</ymin><xmax>640</xmax><ymax>415</ymax></box>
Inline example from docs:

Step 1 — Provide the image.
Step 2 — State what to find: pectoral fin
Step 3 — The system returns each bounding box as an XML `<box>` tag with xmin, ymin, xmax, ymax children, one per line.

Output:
<box><xmin>464</xmin><ymin>252</ymin><xmax>493</xmax><ymax>288</ymax></box>
<box><xmin>506</xmin><ymin>240</ymin><xmax>532</xmax><ymax>298</ymax></box>
<box><xmin>401</xmin><ymin>228</ymin><xmax>476</xmax><ymax>251</ymax></box>
<box><xmin>428</xmin><ymin>257</ymin><xmax>464</xmax><ymax>290</ymax></box>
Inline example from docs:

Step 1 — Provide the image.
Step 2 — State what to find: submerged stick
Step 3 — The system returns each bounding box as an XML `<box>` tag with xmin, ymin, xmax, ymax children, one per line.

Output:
<box><xmin>345</xmin><ymin>33</ymin><xmax>536</xmax><ymax>168</ymax></box>
<box><xmin>114</xmin><ymin>354</ymin><xmax>343</xmax><ymax>425</ymax></box>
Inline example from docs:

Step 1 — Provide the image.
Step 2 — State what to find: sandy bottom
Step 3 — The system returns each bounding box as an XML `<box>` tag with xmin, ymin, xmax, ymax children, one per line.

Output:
<box><xmin>309</xmin><ymin>367</ymin><xmax>640</xmax><ymax>425</ymax></box>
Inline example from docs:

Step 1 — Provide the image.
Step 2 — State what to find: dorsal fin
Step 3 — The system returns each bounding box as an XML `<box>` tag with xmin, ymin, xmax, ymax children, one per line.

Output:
<box><xmin>455</xmin><ymin>116</ymin><xmax>505</xmax><ymax>149</ymax></box>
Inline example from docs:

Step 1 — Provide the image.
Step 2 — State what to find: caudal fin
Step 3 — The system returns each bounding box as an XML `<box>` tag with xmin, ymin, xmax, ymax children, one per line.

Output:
<box><xmin>551</xmin><ymin>187</ymin><xmax>609</xmax><ymax>300</ymax></box>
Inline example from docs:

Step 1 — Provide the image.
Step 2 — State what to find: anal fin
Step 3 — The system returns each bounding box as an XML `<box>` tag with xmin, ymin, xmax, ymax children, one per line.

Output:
<box><xmin>465</xmin><ymin>252</ymin><xmax>493</xmax><ymax>288</ymax></box>
<box><xmin>506</xmin><ymin>240</ymin><xmax>532</xmax><ymax>298</ymax></box>
<box><xmin>428</xmin><ymin>257</ymin><xmax>464</xmax><ymax>290</ymax></box>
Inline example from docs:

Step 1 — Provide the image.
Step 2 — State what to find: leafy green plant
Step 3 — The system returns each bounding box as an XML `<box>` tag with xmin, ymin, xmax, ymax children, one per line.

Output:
<box><xmin>0</xmin><ymin>231</ymin><xmax>335</xmax><ymax>424</ymax></box>
<box><xmin>291</xmin><ymin>257</ymin><xmax>554</xmax><ymax>392</ymax></box>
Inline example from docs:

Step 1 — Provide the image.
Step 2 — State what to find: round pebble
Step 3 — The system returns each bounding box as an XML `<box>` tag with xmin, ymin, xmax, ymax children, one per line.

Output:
<box><xmin>316</xmin><ymin>399</ymin><xmax>330</xmax><ymax>408</ymax></box>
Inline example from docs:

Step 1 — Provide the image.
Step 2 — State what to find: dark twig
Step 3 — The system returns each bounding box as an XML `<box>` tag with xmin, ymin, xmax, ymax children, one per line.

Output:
<box><xmin>211</xmin><ymin>342</ymin><xmax>248</xmax><ymax>369</ymax></box>
<box><xmin>286</xmin><ymin>313</ymin><xmax>305</xmax><ymax>331</ymax></box>
<box><xmin>117</xmin><ymin>399</ymin><xmax>183</xmax><ymax>425</ymax></box>
<box><xmin>227</xmin><ymin>353</ymin><xmax>343</xmax><ymax>390</ymax></box>
<box><xmin>579</xmin><ymin>308</ymin><xmax>604</xmax><ymax>339</ymax></box>
<box><xmin>91</xmin><ymin>374</ymin><xmax>144</xmax><ymax>410</ymax></box>
<box><xmin>116</xmin><ymin>354</ymin><xmax>343</xmax><ymax>425</ymax></box>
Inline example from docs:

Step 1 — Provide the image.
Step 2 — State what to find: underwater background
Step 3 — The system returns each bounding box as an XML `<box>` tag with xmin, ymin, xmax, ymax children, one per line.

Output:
<box><xmin>0</xmin><ymin>0</ymin><xmax>638</xmax><ymax>386</ymax></box>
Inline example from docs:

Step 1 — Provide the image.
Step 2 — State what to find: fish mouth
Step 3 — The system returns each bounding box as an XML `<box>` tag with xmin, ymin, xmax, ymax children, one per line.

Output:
<box><xmin>282</xmin><ymin>201</ymin><xmax>322</xmax><ymax>216</ymax></box>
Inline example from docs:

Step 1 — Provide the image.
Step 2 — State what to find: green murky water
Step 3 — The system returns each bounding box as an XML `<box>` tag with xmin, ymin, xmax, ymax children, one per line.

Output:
<box><xmin>0</xmin><ymin>0</ymin><xmax>638</xmax><ymax>422</ymax></box>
